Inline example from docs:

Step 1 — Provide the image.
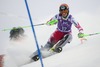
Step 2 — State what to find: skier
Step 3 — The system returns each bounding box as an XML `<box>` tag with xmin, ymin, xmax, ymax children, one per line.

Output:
<box><xmin>10</xmin><ymin>27</ymin><xmax>24</xmax><ymax>40</ymax></box>
<box><xmin>0</xmin><ymin>55</ymin><xmax>4</xmax><ymax>67</ymax></box>
<box><xmin>31</xmin><ymin>3</ymin><xmax>84</xmax><ymax>61</ymax></box>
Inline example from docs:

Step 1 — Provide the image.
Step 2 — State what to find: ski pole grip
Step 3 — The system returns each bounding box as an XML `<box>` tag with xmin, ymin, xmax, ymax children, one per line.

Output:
<box><xmin>47</xmin><ymin>20</ymin><xmax>58</xmax><ymax>25</ymax></box>
<box><xmin>78</xmin><ymin>33</ymin><xmax>84</xmax><ymax>38</ymax></box>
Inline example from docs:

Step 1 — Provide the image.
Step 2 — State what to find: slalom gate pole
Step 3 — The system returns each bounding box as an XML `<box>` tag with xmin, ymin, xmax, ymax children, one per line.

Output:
<box><xmin>24</xmin><ymin>0</ymin><xmax>44</xmax><ymax>67</ymax></box>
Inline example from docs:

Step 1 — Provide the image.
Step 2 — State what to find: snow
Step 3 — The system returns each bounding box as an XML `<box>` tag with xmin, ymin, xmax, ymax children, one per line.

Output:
<box><xmin>3</xmin><ymin>28</ymin><xmax>100</xmax><ymax>67</ymax></box>
<box><xmin>20</xmin><ymin>35</ymin><xmax>100</xmax><ymax>67</ymax></box>
<box><xmin>0</xmin><ymin>0</ymin><xmax>100</xmax><ymax>67</ymax></box>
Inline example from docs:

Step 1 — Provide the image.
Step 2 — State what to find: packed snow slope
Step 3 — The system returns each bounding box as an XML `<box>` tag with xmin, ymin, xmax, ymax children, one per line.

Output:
<box><xmin>21</xmin><ymin>35</ymin><xmax>100</xmax><ymax>67</ymax></box>
<box><xmin>4</xmin><ymin>28</ymin><xmax>100</xmax><ymax>67</ymax></box>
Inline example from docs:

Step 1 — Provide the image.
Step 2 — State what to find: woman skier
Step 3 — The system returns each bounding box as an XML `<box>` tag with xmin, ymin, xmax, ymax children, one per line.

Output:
<box><xmin>32</xmin><ymin>3</ymin><xmax>84</xmax><ymax>61</ymax></box>
<box><xmin>44</xmin><ymin>3</ymin><xmax>84</xmax><ymax>52</ymax></box>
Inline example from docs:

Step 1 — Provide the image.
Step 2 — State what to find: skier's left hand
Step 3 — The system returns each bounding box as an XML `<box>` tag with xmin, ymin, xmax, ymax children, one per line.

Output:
<box><xmin>78</xmin><ymin>31</ymin><xmax>87</xmax><ymax>44</ymax></box>
<box><xmin>78</xmin><ymin>32</ymin><xmax>84</xmax><ymax>38</ymax></box>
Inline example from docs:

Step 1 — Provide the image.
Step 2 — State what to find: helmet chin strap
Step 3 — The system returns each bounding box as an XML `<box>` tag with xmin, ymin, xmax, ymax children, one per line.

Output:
<box><xmin>63</xmin><ymin>15</ymin><xmax>67</xmax><ymax>18</ymax></box>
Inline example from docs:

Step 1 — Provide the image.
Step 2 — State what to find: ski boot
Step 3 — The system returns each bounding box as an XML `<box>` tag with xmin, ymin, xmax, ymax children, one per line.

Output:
<box><xmin>32</xmin><ymin>55</ymin><xmax>39</xmax><ymax>61</ymax></box>
<box><xmin>54</xmin><ymin>47</ymin><xmax>62</xmax><ymax>53</ymax></box>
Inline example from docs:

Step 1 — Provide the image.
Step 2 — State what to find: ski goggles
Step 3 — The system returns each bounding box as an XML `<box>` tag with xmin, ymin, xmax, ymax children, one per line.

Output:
<box><xmin>59</xmin><ymin>6</ymin><xmax>69</xmax><ymax>11</ymax></box>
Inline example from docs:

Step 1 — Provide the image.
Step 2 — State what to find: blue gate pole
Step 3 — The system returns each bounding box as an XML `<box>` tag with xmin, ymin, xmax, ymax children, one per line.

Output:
<box><xmin>24</xmin><ymin>0</ymin><xmax>44</xmax><ymax>67</ymax></box>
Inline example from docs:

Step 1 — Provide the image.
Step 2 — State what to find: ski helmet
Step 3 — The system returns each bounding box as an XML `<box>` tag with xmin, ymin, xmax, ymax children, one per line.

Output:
<box><xmin>59</xmin><ymin>4</ymin><xmax>69</xmax><ymax>11</ymax></box>
<box><xmin>59</xmin><ymin>4</ymin><xmax>69</xmax><ymax>18</ymax></box>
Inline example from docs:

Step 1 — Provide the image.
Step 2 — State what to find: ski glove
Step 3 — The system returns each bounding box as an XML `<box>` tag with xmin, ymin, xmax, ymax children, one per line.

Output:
<box><xmin>78</xmin><ymin>32</ymin><xmax>84</xmax><ymax>38</ymax></box>
<box><xmin>46</xmin><ymin>20</ymin><xmax>58</xmax><ymax>26</ymax></box>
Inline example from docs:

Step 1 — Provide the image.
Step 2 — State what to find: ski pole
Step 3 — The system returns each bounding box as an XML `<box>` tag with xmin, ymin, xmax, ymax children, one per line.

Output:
<box><xmin>33</xmin><ymin>23</ymin><xmax>46</xmax><ymax>26</ymax></box>
<box><xmin>83</xmin><ymin>32</ymin><xmax>100</xmax><ymax>37</ymax></box>
<box><xmin>2</xmin><ymin>19</ymin><xmax>58</xmax><ymax>31</ymax></box>
<box><xmin>2</xmin><ymin>23</ymin><xmax>46</xmax><ymax>31</ymax></box>
<box><xmin>78</xmin><ymin>32</ymin><xmax>100</xmax><ymax>38</ymax></box>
